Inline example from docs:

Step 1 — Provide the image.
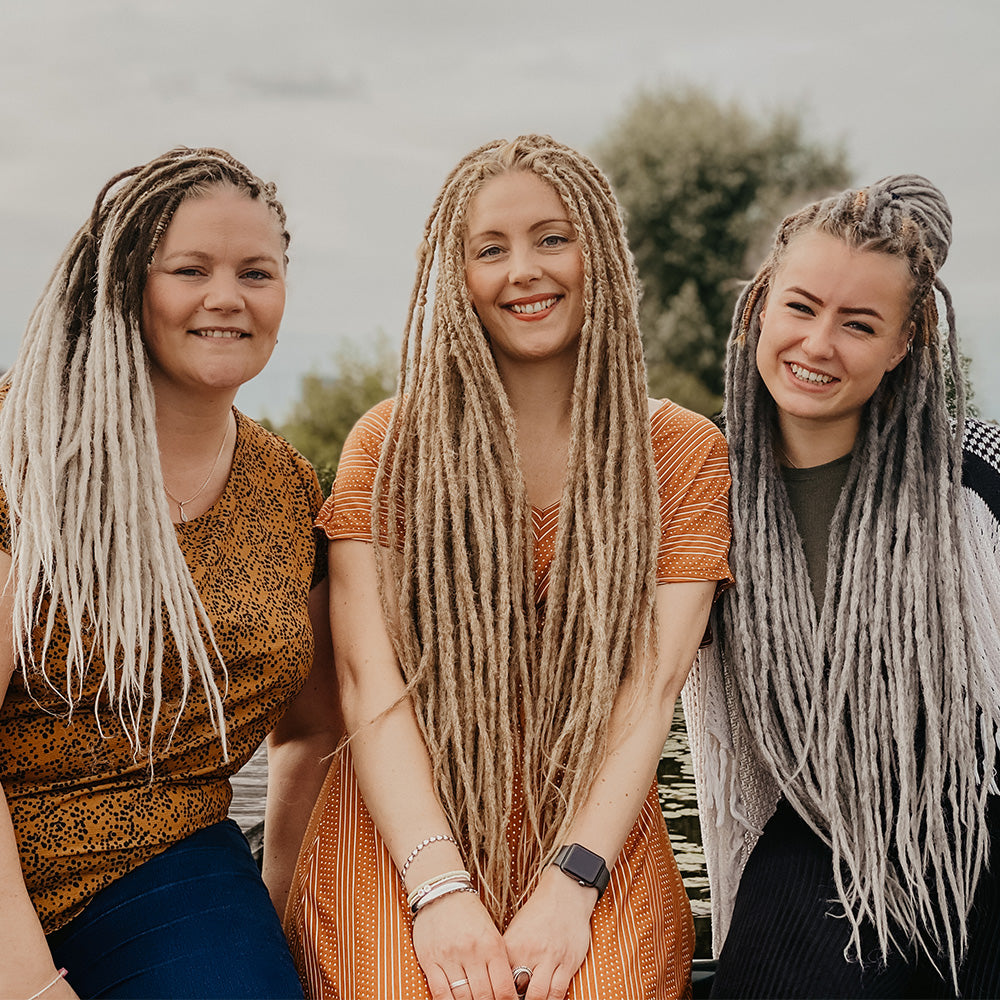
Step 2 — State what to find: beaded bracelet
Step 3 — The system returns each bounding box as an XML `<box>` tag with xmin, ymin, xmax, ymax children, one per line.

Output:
<box><xmin>399</xmin><ymin>834</ymin><xmax>459</xmax><ymax>886</ymax></box>
<box><xmin>406</xmin><ymin>869</ymin><xmax>472</xmax><ymax>908</ymax></box>
<box><xmin>410</xmin><ymin>878</ymin><xmax>477</xmax><ymax>918</ymax></box>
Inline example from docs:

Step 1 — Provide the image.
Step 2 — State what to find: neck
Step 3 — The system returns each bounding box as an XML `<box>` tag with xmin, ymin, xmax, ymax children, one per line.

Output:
<box><xmin>495</xmin><ymin>354</ymin><xmax>575</xmax><ymax>430</ymax></box>
<box><xmin>495</xmin><ymin>356</ymin><xmax>575</xmax><ymax>509</ymax></box>
<box><xmin>776</xmin><ymin>410</ymin><xmax>858</xmax><ymax>469</ymax></box>
<box><xmin>154</xmin><ymin>384</ymin><xmax>238</xmax><ymax>523</ymax></box>
<box><xmin>152</xmin><ymin>382</ymin><xmax>238</xmax><ymax>448</ymax></box>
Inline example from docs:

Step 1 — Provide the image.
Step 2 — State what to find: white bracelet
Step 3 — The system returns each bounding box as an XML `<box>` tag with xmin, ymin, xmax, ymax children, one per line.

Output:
<box><xmin>399</xmin><ymin>834</ymin><xmax>458</xmax><ymax>886</ymax></box>
<box><xmin>410</xmin><ymin>878</ymin><xmax>476</xmax><ymax>918</ymax></box>
<box><xmin>26</xmin><ymin>968</ymin><xmax>68</xmax><ymax>1000</ymax></box>
<box><xmin>406</xmin><ymin>869</ymin><xmax>472</xmax><ymax>907</ymax></box>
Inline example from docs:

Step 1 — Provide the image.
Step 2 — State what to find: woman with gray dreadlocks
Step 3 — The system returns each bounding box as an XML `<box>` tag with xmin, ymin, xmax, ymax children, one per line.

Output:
<box><xmin>0</xmin><ymin>147</ymin><xmax>339</xmax><ymax>999</ymax></box>
<box><xmin>285</xmin><ymin>134</ymin><xmax>733</xmax><ymax>1000</ymax></box>
<box><xmin>685</xmin><ymin>175</ymin><xmax>1000</xmax><ymax>997</ymax></box>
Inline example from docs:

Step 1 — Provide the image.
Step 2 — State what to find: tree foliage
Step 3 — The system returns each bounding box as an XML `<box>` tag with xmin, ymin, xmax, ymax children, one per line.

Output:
<box><xmin>269</xmin><ymin>334</ymin><xmax>398</xmax><ymax>494</ymax></box>
<box><xmin>595</xmin><ymin>88</ymin><xmax>851</xmax><ymax>404</ymax></box>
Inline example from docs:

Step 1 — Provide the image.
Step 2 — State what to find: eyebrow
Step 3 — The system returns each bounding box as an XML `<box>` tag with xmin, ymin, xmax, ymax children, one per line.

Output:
<box><xmin>160</xmin><ymin>250</ymin><xmax>282</xmax><ymax>266</ymax></box>
<box><xmin>467</xmin><ymin>217</ymin><xmax>573</xmax><ymax>241</ymax></box>
<box><xmin>786</xmin><ymin>286</ymin><xmax>885</xmax><ymax>320</ymax></box>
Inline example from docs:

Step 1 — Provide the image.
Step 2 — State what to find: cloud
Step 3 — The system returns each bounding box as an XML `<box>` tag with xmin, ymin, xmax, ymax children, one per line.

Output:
<box><xmin>229</xmin><ymin>70</ymin><xmax>365</xmax><ymax>103</ymax></box>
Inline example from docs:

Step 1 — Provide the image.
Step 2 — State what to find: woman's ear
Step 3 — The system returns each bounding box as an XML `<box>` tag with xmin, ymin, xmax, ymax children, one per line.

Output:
<box><xmin>888</xmin><ymin>321</ymin><xmax>916</xmax><ymax>372</ymax></box>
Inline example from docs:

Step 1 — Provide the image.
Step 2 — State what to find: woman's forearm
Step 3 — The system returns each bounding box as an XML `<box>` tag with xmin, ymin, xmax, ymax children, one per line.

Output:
<box><xmin>331</xmin><ymin>540</ymin><xmax>466</xmax><ymax>886</ymax></box>
<box><xmin>543</xmin><ymin>581</ymin><xmax>716</xmax><ymax>888</ymax></box>
<box><xmin>500</xmin><ymin>581</ymin><xmax>718</xmax><ymax>996</ymax></box>
<box><xmin>263</xmin><ymin>733</ymin><xmax>337</xmax><ymax>922</ymax></box>
<box><xmin>263</xmin><ymin>580</ymin><xmax>342</xmax><ymax>920</ymax></box>
<box><xmin>0</xmin><ymin>785</ymin><xmax>79</xmax><ymax>998</ymax></box>
<box><xmin>330</xmin><ymin>540</ymin><xmax>515</xmax><ymax>999</ymax></box>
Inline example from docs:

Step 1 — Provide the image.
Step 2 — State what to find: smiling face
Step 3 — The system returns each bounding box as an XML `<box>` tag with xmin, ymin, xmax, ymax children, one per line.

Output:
<box><xmin>141</xmin><ymin>185</ymin><xmax>287</xmax><ymax>404</ymax></box>
<box><xmin>463</xmin><ymin>170</ymin><xmax>585</xmax><ymax>378</ymax></box>
<box><xmin>756</xmin><ymin>230</ymin><xmax>913</xmax><ymax>454</ymax></box>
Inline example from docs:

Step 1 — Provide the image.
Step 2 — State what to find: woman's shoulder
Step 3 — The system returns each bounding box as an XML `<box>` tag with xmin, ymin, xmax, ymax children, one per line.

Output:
<box><xmin>236</xmin><ymin>411</ymin><xmax>313</xmax><ymax>474</ymax></box>
<box><xmin>648</xmin><ymin>398</ymin><xmax>727</xmax><ymax>455</ymax></box>
<box><xmin>352</xmin><ymin>397</ymin><xmax>396</xmax><ymax>438</ymax></box>
<box><xmin>962</xmin><ymin>418</ymin><xmax>1000</xmax><ymax>523</ymax></box>
<box><xmin>233</xmin><ymin>411</ymin><xmax>324</xmax><ymax>509</ymax></box>
<box><xmin>337</xmin><ymin>398</ymin><xmax>396</xmax><ymax>466</ymax></box>
<box><xmin>963</xmin><ymin>418</ymin><xmax>1000</xmax><ymax>466</ymax></box>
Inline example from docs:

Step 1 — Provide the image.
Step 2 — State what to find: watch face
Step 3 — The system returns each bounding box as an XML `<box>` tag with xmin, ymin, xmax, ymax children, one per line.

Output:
<box><xmin>564</xmin><ymin>844</ymin><xmax>604</xmax><ymax>883</ymax></box>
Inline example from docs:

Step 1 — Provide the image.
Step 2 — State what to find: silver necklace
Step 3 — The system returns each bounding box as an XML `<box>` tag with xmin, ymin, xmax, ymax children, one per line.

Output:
<box><xmin>163</xmin><ymin>417</ymin><xmax>232</xmax><ymax>523</ymax></box>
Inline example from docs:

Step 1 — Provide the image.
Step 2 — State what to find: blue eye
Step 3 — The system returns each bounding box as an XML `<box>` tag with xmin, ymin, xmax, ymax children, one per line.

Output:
<box><xmin>477</xmin><ymin>245</ymin><xmax>504</xmax><ymax>259</ymax></box>
<box><xmin>541</xmin><ymin>234</ymin><xmax>568</xmax><ymax>248</ymax></box>
<box><xmin>242</xmin><ymin>269</ymin><xmax>272</xmax><ymax>281</ymax></box>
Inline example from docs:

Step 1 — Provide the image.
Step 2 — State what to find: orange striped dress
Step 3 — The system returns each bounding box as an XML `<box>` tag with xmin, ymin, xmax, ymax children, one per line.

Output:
<box><xmin>286</xmin><ymin>398</ymin><xmax>732</xmax><ymax>1000</ymax></box>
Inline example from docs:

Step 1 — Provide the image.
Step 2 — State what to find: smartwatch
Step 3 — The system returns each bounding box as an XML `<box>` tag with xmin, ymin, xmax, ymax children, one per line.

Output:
<box><xmin>553</xmin><ymin>843</ymin><xmax>610</xmax><ymax>900</ymax></box>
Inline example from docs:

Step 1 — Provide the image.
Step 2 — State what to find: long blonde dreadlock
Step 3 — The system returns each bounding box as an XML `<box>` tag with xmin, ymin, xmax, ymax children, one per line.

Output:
<box><xmin>0</xmin><ymin>147</ymin><xmax>289</xmax><ymax>761</ymax></box>
<box><xmin>374</xmin><ymin>135</ymin><xmax>659</xmax><ymax>920</ymax></box>
<box><xmin>719</xmin><ymin>175</ymin><xmax>1000</xmax><ymax>981</ymax></box>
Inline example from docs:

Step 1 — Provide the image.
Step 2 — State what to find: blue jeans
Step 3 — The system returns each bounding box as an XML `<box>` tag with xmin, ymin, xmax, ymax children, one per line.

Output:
<box><xmin>46</xmin><ymin>819</ymin><xmax>303</xmax><ymax>1000</ymax></box>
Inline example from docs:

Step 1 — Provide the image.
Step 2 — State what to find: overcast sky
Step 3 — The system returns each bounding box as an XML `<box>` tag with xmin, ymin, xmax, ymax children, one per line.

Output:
<box><xmin>2</xmin><ymin>0</ymin><xmax>997</xmax><ymax>421</ymax></box>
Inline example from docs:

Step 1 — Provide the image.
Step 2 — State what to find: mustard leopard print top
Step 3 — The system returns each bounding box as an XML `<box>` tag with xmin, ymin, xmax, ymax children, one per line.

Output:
<box><xmin>0</xmin><ymin>411</ymin><xmax>325</xmax><ymax>932</ymax></box>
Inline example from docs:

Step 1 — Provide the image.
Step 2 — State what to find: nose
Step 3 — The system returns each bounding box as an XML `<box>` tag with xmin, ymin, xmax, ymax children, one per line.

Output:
<box><xmin>203</xmin><ymin>273</ymin><xmax>245</xmax><ymax>312</ymax></box>
<box><xmin>801</xmin><ymin>317</ymin><xmax>835</xmax><ymax>359</ymax></box>
<box><xmin>507</xmin><ymin>245</ymin><xmax>542</xmax><ymax>285</ymax></box>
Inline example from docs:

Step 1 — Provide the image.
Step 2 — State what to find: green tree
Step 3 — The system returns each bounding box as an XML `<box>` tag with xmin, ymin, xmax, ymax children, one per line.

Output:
<box><xmin>595</xmin><ymin>88</ymin><xmax>851</xmax><ymax>405</ymax></box>
<box><xmin>272</xmin><ymin>333</ymin><xmax>398</xmax><ymax>493</ymax></box>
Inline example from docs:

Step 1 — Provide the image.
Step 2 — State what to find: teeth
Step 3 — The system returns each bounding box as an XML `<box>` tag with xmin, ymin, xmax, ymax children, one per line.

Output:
<box><xmin>790</xmin><ymin>362</ymin><xmax>834</xmax><ymax>384</ymax></box>
<box><xmin>196</xmin><ymin>329</ymin><xmax>244</xmax><ymax>339</ymax></box>
<box><xmin>509</xmin><ymin>297</ymin><xmax>557</xmax><ymax>314</ymax></box>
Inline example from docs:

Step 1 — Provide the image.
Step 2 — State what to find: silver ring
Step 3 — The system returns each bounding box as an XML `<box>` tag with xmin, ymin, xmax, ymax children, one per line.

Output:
<box><xmin>449</xmin><ymin>979</ymin><xmax>470</xmax><ymax>990</ymax></box>
<box><xmin>512</xmin><ymin>965</ymin><xmax>533</xmax><ymax>992</ymax></box>
<box><xmin>512</xmin><ymin>966</ymin><xmax>533</xmax><ymax>978</ymax></box>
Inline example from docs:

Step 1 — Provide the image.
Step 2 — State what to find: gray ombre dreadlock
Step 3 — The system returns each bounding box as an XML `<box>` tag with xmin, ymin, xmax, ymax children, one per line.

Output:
<box><xmin>375</xmin><ymin>134</ymin><xmax>659</xmax><ymax>920</ymax></box>
<box><xmin>0</xmin><ymin>147</ymin><xmax>289</xmax><ymax>761</ymax></box>
<box><xmin>720</xmin><ymin>175</ymin><xmax>1000</xmax><ymax>979</ymax></box>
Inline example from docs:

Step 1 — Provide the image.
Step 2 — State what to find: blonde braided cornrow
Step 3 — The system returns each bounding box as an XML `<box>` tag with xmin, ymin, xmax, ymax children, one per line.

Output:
<box><xmin>374</xmin><ymin>135</ymin><xmax>658</xmax><ymax>919</ymax></box>
<box><xmin>719</xmin><ymin>175</ymin><xmax>1000</xmax><ymax>983</ymax></box>
<box><xmin>0</xmin><ymin>147</ymin><xmax>289</xmax><ymax>761</ymax></box>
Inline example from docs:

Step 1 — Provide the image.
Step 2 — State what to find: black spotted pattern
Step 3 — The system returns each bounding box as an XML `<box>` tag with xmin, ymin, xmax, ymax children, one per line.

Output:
<box><xmin>0</xmin><ymin>412</ymin><xmax>326</xmax><ymax>932</ymax></box>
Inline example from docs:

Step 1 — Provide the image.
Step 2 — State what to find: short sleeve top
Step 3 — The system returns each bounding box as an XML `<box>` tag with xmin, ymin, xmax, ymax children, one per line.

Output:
<box><xmin>316</xmin><ymin>397</ymin><xmax>733</xmax><ymax>595</ymax></box>
<box><xmin>0</xmin><ymin>412</ymin><xmax>326</xmax><ymax>932</ymax></box>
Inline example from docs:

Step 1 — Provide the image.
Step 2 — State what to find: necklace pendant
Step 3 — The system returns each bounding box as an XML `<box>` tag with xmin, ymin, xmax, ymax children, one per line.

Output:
<box><xmin>161</xmin><ymin>414</ymin><xmax>232</xmax><ymax>526</ymax></box>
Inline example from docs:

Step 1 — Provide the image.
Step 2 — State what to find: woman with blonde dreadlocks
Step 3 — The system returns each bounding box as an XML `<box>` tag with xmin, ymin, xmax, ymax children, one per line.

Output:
<box><xmin>684</xmin><ymin>176</ymin><xmax>1000</xmax><ymax>997</ymax></box>
<box><xmin>284</xmin><ymin>134</ymin><xmax>733</xmax><ymax>1000</ymax></box>
<box><xmin>0</xmin><ymin>147</ymin><xmax>340</xmax><ymax>999</ymax></box>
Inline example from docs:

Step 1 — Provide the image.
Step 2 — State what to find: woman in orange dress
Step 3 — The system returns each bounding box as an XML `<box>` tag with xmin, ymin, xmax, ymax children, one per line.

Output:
<box><xmin>286</xmin><ymin>134</ymin><xmax>732</xmax><ymax>1000</ymax></box>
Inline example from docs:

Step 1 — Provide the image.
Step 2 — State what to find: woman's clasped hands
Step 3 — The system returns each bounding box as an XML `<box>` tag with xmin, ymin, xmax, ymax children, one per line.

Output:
<box><xmin>411</xmin><ymin>865</ymin><xmax>596</xmax><ymax>1000</ymax></box>
<box><xmin>413</xmin><ymin>868</ymin><xmax>597</xmax><ymax>1000</ymax></box>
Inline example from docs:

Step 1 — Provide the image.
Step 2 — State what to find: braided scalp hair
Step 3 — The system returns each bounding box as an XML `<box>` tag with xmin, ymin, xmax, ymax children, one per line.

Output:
<box><xmin>721</xmin><ymin>175</ymin><xmax>999</xmax><ymax>980</ymax></box>
<box><xmin>0</xmin><ymin>147</ymin><xmax>289</xmax><ymax>760</ymax></box>
<box><xmin>375</xmin><ymin>134</ymin><xmax>659</xmax><ymax>919</ymax></box>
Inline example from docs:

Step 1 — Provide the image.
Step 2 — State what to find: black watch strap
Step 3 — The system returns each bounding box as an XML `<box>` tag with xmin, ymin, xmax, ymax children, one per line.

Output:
<box><xmin>553</xmin><ymin>843</ymin><xmax>610</xmax><ymax>900</ymax></box>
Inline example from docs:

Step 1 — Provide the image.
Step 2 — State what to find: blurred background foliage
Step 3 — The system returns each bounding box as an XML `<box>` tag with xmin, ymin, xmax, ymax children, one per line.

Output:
<box><xmin>261</xmin><ymin>333</ymin><xmax>397</xmax><ymax>495</ymax></box>
<box><xmin>595</xmin><ymin>87</ymin><xmax>849</xmax><ymax>406</ymax></box>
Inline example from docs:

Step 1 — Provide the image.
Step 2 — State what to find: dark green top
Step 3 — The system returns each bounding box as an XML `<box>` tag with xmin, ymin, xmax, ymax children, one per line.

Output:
<box><xmin>780</xmin><ymin>452</ymin><xmax>852</xmax><ymax>608</ymax></box>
